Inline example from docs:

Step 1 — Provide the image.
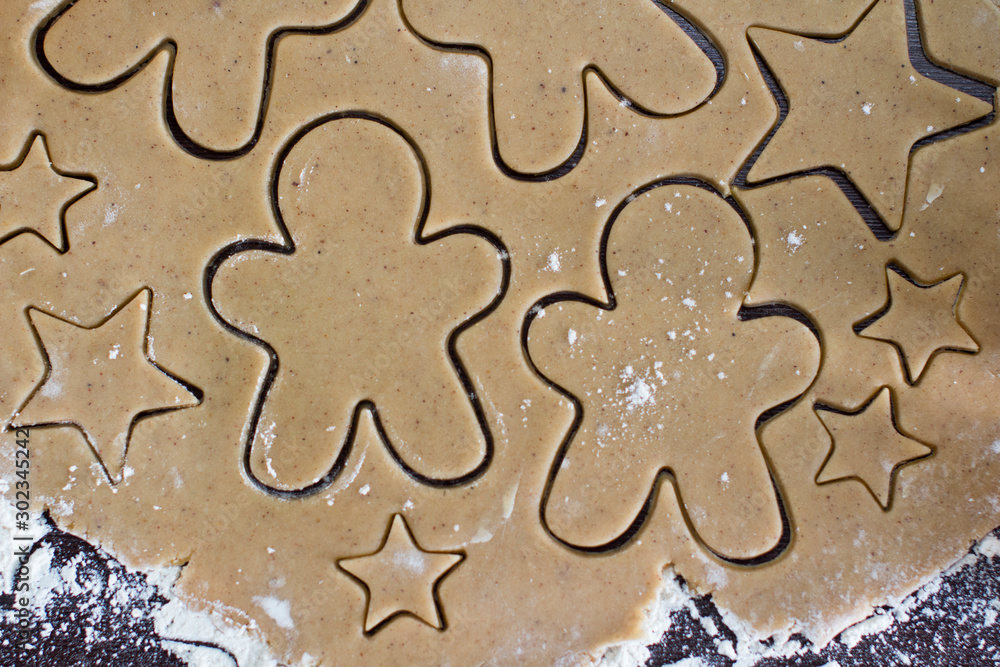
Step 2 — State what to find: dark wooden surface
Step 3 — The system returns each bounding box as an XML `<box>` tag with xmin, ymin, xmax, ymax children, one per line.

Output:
<box><xmin>3</xmin><ymin>520</ymin><xmax>1000</xmax><ymax>665</ymax></box>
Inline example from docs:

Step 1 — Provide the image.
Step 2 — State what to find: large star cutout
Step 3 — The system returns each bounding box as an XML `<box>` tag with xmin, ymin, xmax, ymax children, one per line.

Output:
<box><xmin>859</xmin><ymin>267</ymin><xmax>977</xmax><ymax>384</ymax></box>
<box><xmin>747</xmin><ymin>0</ymin><xmax>993</xmax><ymax>230</ymax></box>
<box><xmin>338</xmin><ymin>514</ymin><xmax>463</xmax><ymax>634</ymax></box>
<box><xmin>815</xmin><ymin>387</ymin><xmax>933</xmax><ymax>510</ymax></box>
<box><xmin>11</xmin><ymin>289</ymin><xmax>200</xmax><ymax>483</ymax></box>
<box><xmin>0</xmin><ymin>134</ymin><xmax>95</xmax><ymax>251</ymax></box>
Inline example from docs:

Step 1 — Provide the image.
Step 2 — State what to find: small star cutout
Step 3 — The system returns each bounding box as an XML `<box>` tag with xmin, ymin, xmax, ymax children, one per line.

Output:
<box><xmin>859</xmin><ymin>267</ymin><xmax>977</xmax><ymax>384</ymax></box>
<box><xmin>11</xmin><ymin>289</ymin><xmax>200</xmax><ymax>483</ymax></box>
<box><xmin>0</xmin><ymin>134</ymin><xmax>95</xmax><ymax>251</ymax></box>
<box><xmin>747</xmin><ymin>0</ymin><xmax>993</xmax><ymax>230</ymax></box>
<box><xmin>815</xmin><ymin>387</ymin><xmax>933</xmax><ymax>510</ymax></box>
<box><xmin>338</xmin><ymin>514</ymin><xmax>463</xmax><ymax>634</ymax></box>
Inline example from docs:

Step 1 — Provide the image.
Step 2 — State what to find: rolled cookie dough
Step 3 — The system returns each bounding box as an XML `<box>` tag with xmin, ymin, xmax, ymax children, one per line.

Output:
<box><xmin>1</xmin><ymin>0</ymin><xmax>998</xmax><ymax>664</ymax></box>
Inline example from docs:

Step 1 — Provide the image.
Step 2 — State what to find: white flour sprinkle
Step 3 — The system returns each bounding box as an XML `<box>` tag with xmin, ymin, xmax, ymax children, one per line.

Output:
<box><xmin>623</xmin><ymin>377</ymin><xmax>654</xmax><ymax>411</ymax></box>
<box><xmin>920</xmin><ymin>183</ymin><xmax>945</xmax><ymax>211</ymax></box>
<box><xmin>253</xmin><ymin>596</ymin><xmax>295</xmax><ymax>630</ymax></box>
<box><xmin>546</xmin><ymin>251</ymin><xmax>561</xmax><ymax>272</ymax></box>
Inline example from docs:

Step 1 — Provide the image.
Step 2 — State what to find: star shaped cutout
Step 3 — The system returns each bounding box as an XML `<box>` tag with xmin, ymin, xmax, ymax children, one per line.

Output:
<box><xmin>0</xmin><ymin>134</ymin><xmax>95</xmax><ymax>251</ymax></box>
<box><xmin>11</xmin><ymin>289</ymin><xmax>201</xmax><ymax>483</ymax></box>
<box><xmin>338</xmin><ymin>514</ymin><xmax>463</xmax><ymax>634</ymax></box>
<box><xmin>859</xmin><ymin>267</ymin><xmax>978</xmax><ymax>384</ymax></box>
<box><xmin>815</xmin><ymin>387</ymin><xmax>933</xmax><ymax>510</ymax></box>
<box><xmin>747</xmin><ymin>0</ymin><xmax>993</xmax><ymax>230</ymax></box>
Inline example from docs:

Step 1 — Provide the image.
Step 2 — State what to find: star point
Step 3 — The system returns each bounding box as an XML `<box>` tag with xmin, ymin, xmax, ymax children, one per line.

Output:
<box><xmin>815</xmin><ymin>387</ymin><xmax>933</xmax><ymax>510</ymax></box>
<box><xmin>11</xmin><ymin>289</ymin><xmax>200</xmax><ymax>483</ymax></box>
<box><xmin>0</xmin><ymin>134</ymin><xmax>95</xmax><ymax>251</ymax></box>
<box><xmin>338</xmin><ymin>514</ymin><xmax>463</xmax><ymax>634</ymax></box>
<box><xmin>747</xmin><ymin>0</ymin><xmax>993</xmax><ymax>230</ymax></box>
<box><xmin>860</xmin><ymin>267</ymin><xmax>977</xmax><ymax>383</ymax></box>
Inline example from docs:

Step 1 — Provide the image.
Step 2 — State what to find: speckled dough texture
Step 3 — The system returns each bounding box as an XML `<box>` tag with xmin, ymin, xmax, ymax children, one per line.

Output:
<box><xmin>1</xmin><ymin>0</ymin><xmax>998</xmax><ymax>664</ymax></box>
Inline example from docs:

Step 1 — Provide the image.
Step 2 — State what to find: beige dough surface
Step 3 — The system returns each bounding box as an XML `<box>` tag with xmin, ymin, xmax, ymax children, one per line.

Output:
<box><xmin>400</xmin><ymin>0</ymin><xmax>717</xmax><ymax>174</ymax></box>
<box><xmin>38</xmin><ymin>0</ymin><xmax>365</xmax><ymax>153</ymax></box>
<box><xmin>1</xmin><ymin>0</ymin><xmax>999</xmax><ymax>664</ymax></box>
<box><xmin>526</xmin><ymin>185</ymin><xmax>817</xmax><ymax>557</ymax></box>
<box><xmin>916</xmin><ymin>0</ymin><xmax>1000</xmax><ymax>86</ymax></box>
<box><xmin>210</xmin><ymin>116</ymin><xmax>504</xmax><ymax>491</ymax></box>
